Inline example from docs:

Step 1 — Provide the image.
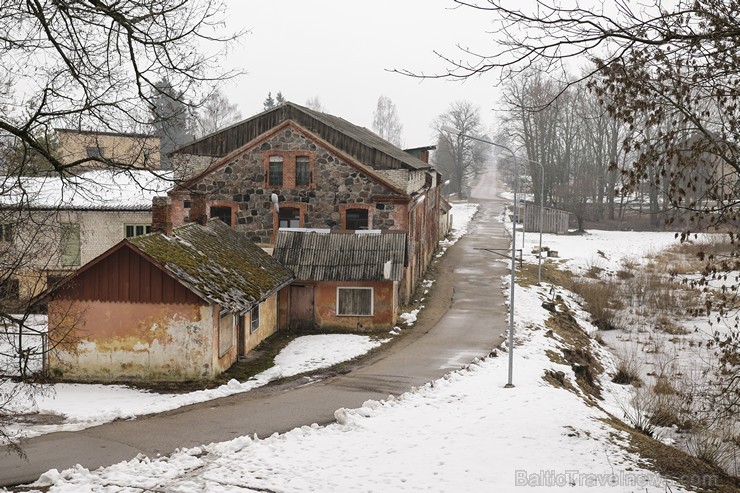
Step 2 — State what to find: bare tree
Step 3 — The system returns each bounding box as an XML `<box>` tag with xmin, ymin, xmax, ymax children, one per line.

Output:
<box><xmin>372</xmin><ymin>96</ymin><xmax>403</xmax><ymax>147</ymax></box>
<box><xmin>432</xmin><ymin>101</ymin><xmax>488</xmax><ymax>197</ymax></box>
<box><xmin>196</xmin><ymin>89</ymin><xmax>243</xmax><ymax>138</ymax></box>
<box><xmin>414</xmin><ymin>0</ymin><xmax>740</xmax><ymax>435</ymax></box>
<box><xmin>0</xmin><ymin>0</ymin><xmax>241</xmax><ymax>451</ymax></box>
<box><xmin>304</xmin><ymin>96</ymin><xmax>325</xmax><ymax>112</ymax></box>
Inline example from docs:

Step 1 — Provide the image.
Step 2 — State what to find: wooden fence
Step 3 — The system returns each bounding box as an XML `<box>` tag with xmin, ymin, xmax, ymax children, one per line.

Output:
<box><xmin>517</xmin><ymin>202</ymin><xmax>570</xmax><ymax>234</ymax></box>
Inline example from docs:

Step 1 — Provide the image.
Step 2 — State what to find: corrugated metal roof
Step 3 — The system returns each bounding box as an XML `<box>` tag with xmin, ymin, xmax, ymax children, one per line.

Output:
<box><xmin>272</xmin><ymin>230</ymin><xmax>406</xmax><ymax>282</ymax></box>
<box><xmin>130</xmin><ymin>219</ymin><xmax>294</xmax><ymax>312</ymax></box>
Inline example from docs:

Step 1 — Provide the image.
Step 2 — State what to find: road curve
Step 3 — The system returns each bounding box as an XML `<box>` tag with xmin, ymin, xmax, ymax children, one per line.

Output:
<box><xmin>1</xmin><ymin>166</ymin><xmax>511</xmax><ymax>487</ymax></box>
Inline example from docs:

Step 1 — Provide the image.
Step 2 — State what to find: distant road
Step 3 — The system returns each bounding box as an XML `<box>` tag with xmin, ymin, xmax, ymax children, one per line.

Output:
<box><xmin>1</xmin><ymin>166</ymin><xmax>511</xmax><ymax>487</ymax></box>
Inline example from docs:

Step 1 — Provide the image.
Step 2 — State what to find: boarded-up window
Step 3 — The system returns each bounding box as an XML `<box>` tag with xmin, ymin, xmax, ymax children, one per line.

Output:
<box><xmin>296</xmin><ymin>157</ymin><xmax>310</xmax><ymax>186</ymax></box>
<box><xmin>268</xmin><ymin>156</ymin><xmax>283</xmax><ymax>186</ymax></box>
<box><xmin>337</xmin><ymin>287</ymin><xmax>373</xmax><ymax>316</ymax></box>
<box><xmin>219</xmin><ymin>312</ymin><xmax>234</xmax><ymax>357</ymax></box>
<box><xmin>345</xmin><ymin>209</ymin><xmax>369</xmax><ymax>230</ymax></box>
<box><xmin>60</xmin><ymin>224</ymin><xmax>80</xmax><ymax>267</ymax></box>
<box><xmin>250</xmin><ymin>305</ymin><xmax>260</xmax><ymax>333</ymax></box>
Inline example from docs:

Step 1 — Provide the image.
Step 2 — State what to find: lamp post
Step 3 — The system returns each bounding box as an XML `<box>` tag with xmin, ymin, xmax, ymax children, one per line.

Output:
<box><xmin>441</xmin><ymin>126</ymin><xmax>521</xmax><ymax>387</ymax></box>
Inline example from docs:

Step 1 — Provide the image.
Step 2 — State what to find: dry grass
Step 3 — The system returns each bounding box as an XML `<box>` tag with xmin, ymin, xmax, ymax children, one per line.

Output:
<box><xmin>570</xmin><ymin>279</ymin><xmax>622</xmax><ymax>331</ymax></box>
<box><xmin>544</xmin><ymin>306</ymin><xmax>603</xmax><ymax>400</ymax></box>
<box><xmin>604</xmin><ymin>416</ymin><xmax>740</xmax><ymax>492</ymax></box>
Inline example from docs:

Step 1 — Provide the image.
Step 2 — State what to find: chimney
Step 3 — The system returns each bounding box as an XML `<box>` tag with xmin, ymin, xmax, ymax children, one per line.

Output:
<box><xmin>190</xmin><ymin>192</ymin><xmax>208</xmax><ymax>226</ymax></box>
<box><xmin>151</xmin><ymin>196</ymin><xmax>173</xmax><ymax>235</ymax></box>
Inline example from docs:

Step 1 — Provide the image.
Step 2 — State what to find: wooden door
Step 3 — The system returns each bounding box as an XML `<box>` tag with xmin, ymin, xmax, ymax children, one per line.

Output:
<box><xmin>289</xmin><ymin>285</ymin><xmax>315</xmax><ymax>330</ymax></box>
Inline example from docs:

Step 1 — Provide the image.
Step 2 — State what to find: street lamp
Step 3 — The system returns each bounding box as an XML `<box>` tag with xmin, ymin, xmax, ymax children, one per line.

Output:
<box><xmin>441</xmin><ymin>125</ymin><xmax>520</xmax><ymax>387</ymax></box>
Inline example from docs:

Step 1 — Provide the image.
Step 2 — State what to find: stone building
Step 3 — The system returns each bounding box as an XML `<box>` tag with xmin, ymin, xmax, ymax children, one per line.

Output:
<box><xmin>166</xmin><ymin>102</ymin><xmax>443</xmax><ymax>304</ymax></box>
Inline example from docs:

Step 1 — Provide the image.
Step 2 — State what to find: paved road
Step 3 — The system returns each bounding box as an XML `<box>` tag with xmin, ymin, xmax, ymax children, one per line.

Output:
<box><xmin>1</xmin><ymin>169</ymin><xmax>511</xmax><ymax>487</ymax></box>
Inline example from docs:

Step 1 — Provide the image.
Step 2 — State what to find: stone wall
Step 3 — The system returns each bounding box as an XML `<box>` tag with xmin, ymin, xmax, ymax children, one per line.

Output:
<box><xmin>173</xmin><ymin>125</ymin><xmax>407</xmax><ymax>245</ymax></box>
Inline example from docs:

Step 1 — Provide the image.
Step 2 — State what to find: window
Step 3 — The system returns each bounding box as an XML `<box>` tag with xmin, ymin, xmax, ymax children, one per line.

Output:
<box><xmin>296</xmin><ymin>157</ymin><xmax>310</xmax><ymax>186</ymax></box>
<box><xmin>278</xmin><ymin>207</ymin><xmax>300</xmax><ymax>228</ymax></box>
<box><xmin>46</xmin><ymin>275</ymin><xmax>66</xmax><ymax>290</ymax></box>
<box><xmin>337</xmin><ymin>287</ymin><xmax>373</xmax><ymax>316</ymax></box>
<box><xmin>210</xmin><ymin>206</ymin><xmax>232</xmax><ymax>227</ymax></box>
<box><xmin>60</xmin><ymin>224</ymin><xmax>80</xmax><ymax>267</ymax></box>
<box><xmin>0</xmin><ymin>279</ymin><xmax>19</xmax><ymax>301</ymax></box>
<box><xmin>86</xmin><ymin>146</ymin><xmax>104</xmax><ymax>159</ymax></box>
<box><xmin>345</xmin><ymin>209</ymin><xmax>369</xmax><ymax>230</ymax></box>
<box><xmin>218</xmin><ymin>311</ymin><xmax>234</xmax><ymax>357</ymax></box>
<box><xmin>268</xmin><ymin>156</ymin><xmax>283</xmax><ymax>186</ymax></box>
<box><xmin>124</xmin><ymin>224</ymin><xmax>151</xmax><ymax>238</ymax></box>
<box><xmin>250</xmin><ymin>305</ymin><xmax>260</xmax><ymax>333</ymax></box>
<box><xmin>0</xmin><ymin>223</ymin><xmax>13</xmax><ymax>242</ymax></box>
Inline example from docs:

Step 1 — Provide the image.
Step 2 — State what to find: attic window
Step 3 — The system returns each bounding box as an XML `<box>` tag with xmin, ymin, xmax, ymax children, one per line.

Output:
<box><xmin>86</xmin><ymin>146</ymin><xmax>104</xmax><ymax>159</ymax></box>
<box><xmin>125</xmin><ymin>224</ymin><xmax>151</xmax><ymax>238</ymax></box>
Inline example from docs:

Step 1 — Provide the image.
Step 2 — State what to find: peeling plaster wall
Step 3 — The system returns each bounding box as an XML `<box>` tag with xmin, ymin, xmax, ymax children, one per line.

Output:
<box><xmin>311</xmin><ymin>281</ymin><xmax>396</xmax><ymax>331</ymax></box>
<box><xmin>243</xmin><ymin>293</ymin><xmax>279</xmax><ymax>354</ymax></box>
<box><xmin>48</xmin><ymin>300</ymin><xmax>215</xmax><ymax>381</ymax></box>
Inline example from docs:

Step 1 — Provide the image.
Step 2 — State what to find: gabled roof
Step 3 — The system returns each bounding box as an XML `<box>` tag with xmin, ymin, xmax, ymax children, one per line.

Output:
<box><xmin>129</xmin><ymin>219</ymin><xmax>294</xmax><ymax>312</ymax></box>
<box><xmin>174</xmin><ymin>102</ymin><xmax>430</xmax><ymax>172</ymax></box>
<box><xmin>272</xmin><ymin>230</ymin><xmax>406</xmax><ymax>282</ymax></box>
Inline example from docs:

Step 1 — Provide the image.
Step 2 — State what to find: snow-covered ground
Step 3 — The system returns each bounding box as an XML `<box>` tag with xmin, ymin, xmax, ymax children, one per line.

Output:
<box><xmin>4</xmin><ymin>334</ymin><xmax>381</xmax><ymax>440</ymax></box>
<box><xmin>17</xmin><ymin>202</ymin><xmax>718</xmax><ymax>492</ymax></box>
<box><xmin>3</xmin><ymin>202</ymin><xmax>479</xmax><ymax>444</ymax></box>
<box><xmin>27</xmin><ymin>283</ymin><xmax>696</xmax><ymax>493</ymax></box>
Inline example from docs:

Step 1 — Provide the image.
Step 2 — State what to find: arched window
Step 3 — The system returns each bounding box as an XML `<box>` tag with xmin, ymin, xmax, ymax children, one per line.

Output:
<box><xmin>279</xmin><ymin>207</ymin><xmax>301</xmax><ymax>228</ymax></box>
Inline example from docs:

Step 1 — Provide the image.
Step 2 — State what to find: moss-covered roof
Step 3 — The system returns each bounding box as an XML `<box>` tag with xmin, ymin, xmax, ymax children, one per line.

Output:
<box><xmin>130</xmin><ymin>219</ymin><xmax>293</xmax><ymax>312</ymax></box>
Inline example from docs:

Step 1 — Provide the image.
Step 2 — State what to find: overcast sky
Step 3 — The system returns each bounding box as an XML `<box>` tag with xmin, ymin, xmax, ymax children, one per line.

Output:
<box><xmin>220</xmin><ymin>1</ymin><xmax>500</xmax><ymax>148</ymax></box>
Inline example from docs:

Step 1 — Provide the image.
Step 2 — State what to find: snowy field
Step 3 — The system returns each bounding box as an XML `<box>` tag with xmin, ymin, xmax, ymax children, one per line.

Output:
<box><xmin>15</xmin><ymin>202</ymin><xmax>719</xmax><ymax>492</ymax></box>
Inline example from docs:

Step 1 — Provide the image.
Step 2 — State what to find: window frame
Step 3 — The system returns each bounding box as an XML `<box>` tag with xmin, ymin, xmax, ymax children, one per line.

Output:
<box><xmin>85</xmin><ymin>146</ymin><xmax>105</xmax><ymax>159</ymax></box>
<box><xmin>278</xmin><ymin>207</ymin><xmax>301</xmax><ymax>229</ymax></box>
<box><xmin>295</xmin><ymin>156</ymin><xmax>311</xmax><ymax>187</ymax></box>
<box><xmin>268</xmin><ymin>155</ymin><xmax>284</xmax><ymax>187</ymax></box>
<box><xmin>250</xmin><ymin>305</ymin><xmax>260</xmax><ymax>333</ymax></box>
<box><xmin>336</xmin><ymin>287</ymin><xmax>374</xmax><ymax>317</ymax></box>
<box><xmin>124</xmin><ymin>224</ymin><xmax>152</xmax><ymax>238</ymax></box>
<box><xmin>209</xmin><ymin>206</ymin><xmax>233</xmax><ymax>227</ymax></box>
<box><xmin>0</xmin><ymin>223</ymin><xmax>13</xmax><ymax>243</ymax></box>
<box><xmin>345</xmin><ymin>208</ymin><xmax>370</xmax><ymax>230</ymax></box>
<box><xmin>60</xmin><ymin>223</ymin><xmax>81</xmax><ymax>267</ymax></box>
<box><xmin>0</xmin><ymin>278</ymin><xmax>19</xmax><ymax>301</ymax></box>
